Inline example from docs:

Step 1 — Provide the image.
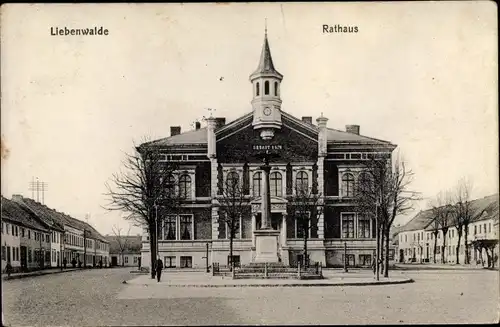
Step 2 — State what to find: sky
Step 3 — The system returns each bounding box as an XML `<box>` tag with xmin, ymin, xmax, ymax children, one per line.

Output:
<box><xmin>1</xmin><ymin>2</ymin><xmax>498</xmax><ymax>236</ymax></box>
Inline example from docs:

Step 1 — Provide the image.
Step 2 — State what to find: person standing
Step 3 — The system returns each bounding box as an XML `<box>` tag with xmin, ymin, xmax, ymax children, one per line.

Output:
<box><xmin>156</xmin><ymin>257</ymin><xmax>163</xmax><ymax>282</ymax></box>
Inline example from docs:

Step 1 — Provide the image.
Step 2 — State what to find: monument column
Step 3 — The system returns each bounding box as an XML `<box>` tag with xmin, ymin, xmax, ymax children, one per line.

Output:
<box><xmin>260</xmin><ymin>164</ymin><xmax>272</xmax><ymax>229</ymax></box>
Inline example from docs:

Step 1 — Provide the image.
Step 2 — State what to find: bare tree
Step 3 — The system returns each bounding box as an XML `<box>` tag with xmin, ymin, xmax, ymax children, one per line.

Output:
<box><xmin>454</xmin><ymin>177</ymin><xmax>474</xmax><ymax>264</ymax></box>
<box><xmin>428</xmin><ymin>209</ymin><xmax>440</xmax><ymax>264</ymax></box>
<box><xmin>111</xmin><ymin>224</ymin><xmax>131</xmax><ymax>267</ymax></box>
<box><xmin>216</xmin><ymin>169</ymin><xmax>250</xmax><ymax>270</ymax></box>
<box><xmin>430</xmin><ymin>191</ymin><xmax>454</xmax><ymax>264</ymax></box>
<box><xmin>287</xmin><ymin>182</ymin><xmax>323</xmax><ymax>268</ymax></box>
<box><xmin>355</xmin><ymin>153</ymin><xmax>420</xmax><ymax>278</ymax></box>
<box><xmin>103</xmin><ymin>138</ymin><xmax>180</xmax><ymax>279</ymax></box>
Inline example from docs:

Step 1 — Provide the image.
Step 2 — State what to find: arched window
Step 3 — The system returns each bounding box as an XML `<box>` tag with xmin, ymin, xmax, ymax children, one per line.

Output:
<box><xmin>270</xmin><ymin>172</ymin><xmax>282</xmax><ymax>197</ymax></box>
<box><xmin>226</xmin><ymin>171</ymin><xmax>239</xmax><ymax>190</ymax></box>
<box><xmin>357</xmin><ymin>171</ymin><xmax>371</xmax><ymax>195</ymax></box>
<box><xmin>342</xmin><ymin>173</ymin><xmax>355</xmax><ymax>197</ymax></box>
<box><xmin>296</xmin><ymin>171</ymin><xmax>308</xmax><ymax>193</ymax></box>
<box><xmin>274</xmin><ymin>81</ymin><xmax>278</xmax><ymax>96</ymax></box>
<box><xmin>264</xmin><ymin>81</ymin><xmax>270</xmax><ymax>95</ymax></box>
<box><xmin>179</xmin><ymin>174</ymin><xmax>192</xmax><ymax>199</ymax></box>
<box><xmin>165</xmin><ymin>174</ymin><xmax>176</xmax><ymax>197</ymax></box>
<box><xmin>253</xmin><ymin>172</ymin><xmax>262</xmax><ymax>197</ymax></box>
<box><xmin>256</xmin><ymin>82</ymin><xmax>260</xmax><ymax>96</ymax></box>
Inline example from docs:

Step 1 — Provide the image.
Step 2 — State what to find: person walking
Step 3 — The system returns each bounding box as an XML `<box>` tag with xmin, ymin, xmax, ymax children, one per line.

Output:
<box><xmin>156</xmin><ymin>257</ymin><xmax>163</xmax><ymax>282</ymax></box>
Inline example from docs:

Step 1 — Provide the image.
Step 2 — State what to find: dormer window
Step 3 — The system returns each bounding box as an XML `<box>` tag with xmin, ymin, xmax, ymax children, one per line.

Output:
<box><xmin>274</xmin><ymin>82</ymin><xmax>278</xmax><ymax>96</ymax></box>
<box><xmin>264</xmin><ymin>81</ymin><xmax>269</xmax><ymax>95</ymax></box>
<box><xmin>256</xmin><ymin>82</ymin><xmax>260</xmax><ymax>96</ymax></box>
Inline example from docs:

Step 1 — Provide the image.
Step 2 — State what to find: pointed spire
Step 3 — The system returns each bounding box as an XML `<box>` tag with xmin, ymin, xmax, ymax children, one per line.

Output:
<box><xmin>250</xmin><ymin>24</ymin><xmax>282</xmax><ymax>80</ymax></box>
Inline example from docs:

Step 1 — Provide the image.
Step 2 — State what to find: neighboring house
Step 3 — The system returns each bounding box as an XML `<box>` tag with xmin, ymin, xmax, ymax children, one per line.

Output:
<box><xmin>106</xmin><ymin>235</ymin><xmax>141</xmax><ymax>267</ymax></box>
<box><xmin>7</xmin><ymin>195</ymin><xmax>110</xmax><ymax>268</ymax></box>
<box><xmin>396</xmin><ymin>194</ymin><xmax>499</xmax><ymax>265</ymax></box>
<box><xmin>1</xmin><ymin>196</ymin><xmax>52</xmax><ymax>272</ymax></box>
<box><xmin>141</xmin><ymin>30</ymin><xmax>398</xmax><ymax>270</ymax></box>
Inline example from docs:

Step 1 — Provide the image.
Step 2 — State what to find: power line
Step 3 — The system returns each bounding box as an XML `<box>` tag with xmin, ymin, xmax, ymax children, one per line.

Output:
<box><xmin>28</xmin><ymin>177</ymin><xmax>48</xmax><ymax>204</ymax></box>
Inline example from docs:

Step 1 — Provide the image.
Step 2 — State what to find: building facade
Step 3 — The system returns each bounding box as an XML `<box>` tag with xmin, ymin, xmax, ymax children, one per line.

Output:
<box><xmin>106</xmin><ymin>235</ymin><xmax>142</xmax><ymax>267</ymax></box>
<box><xmin>396</xmin><ymin>194</ymin><xmax>498</xmax><ymax>265</ymax></box>
<box><xmin>141</xmin><ymin>32</ymin><xmax>397</xmax><ymax>269</ymax></box>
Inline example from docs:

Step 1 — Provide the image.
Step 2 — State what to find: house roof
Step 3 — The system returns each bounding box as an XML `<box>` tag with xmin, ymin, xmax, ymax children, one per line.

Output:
<box><xmin>250</xmin><ymin>33</ymin><xmax>282</xmax><ymax>80</ymax></box>
<box><xmin>144</xmin><ymin>110</ymin><xmax>395</xmax><ymax>148</ymax></box>
<box><xmin>1</xmin><ymin>196</ymin><xmax>50</xmax><ymax>232</ymax></box>
<box><xmin>398</xmin><ymin>193</ymin><xmax>499</xmax><ymax>234</ymax></box>
<box><xmin>13</xmin><ymin>196</ymin><xmax>108</xmax><ymax>243</ymax></box>
<box><xmin>105</xmin><ymin>235</ymin><xmax>142</xmax><ymax>254</ymax></box>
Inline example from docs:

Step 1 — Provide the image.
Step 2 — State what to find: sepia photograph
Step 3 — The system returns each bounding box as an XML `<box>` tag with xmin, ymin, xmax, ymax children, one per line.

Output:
<box><xmin>1</xmin><ymin>2</ymin><xmax>498</xmax><ymax>325</ymax></box>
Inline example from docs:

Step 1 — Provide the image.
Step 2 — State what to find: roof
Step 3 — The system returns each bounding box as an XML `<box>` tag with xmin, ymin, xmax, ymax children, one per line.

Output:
<box><xmin>398</xmin><ymin>193</ymin><xmax>499</xmax><ymax>233</ymax></box>
<box><xmin>146</xmin><ymin>127</ymin><xmax>207</xmax><ymax>147</ymax></box>
<box><xmin>326</xmin><ymin>127</ymin><xmax>395</xmax><ymax>146</ymax></box>
<box><xmin>250</xmin><ymin>33</ymin><xmax>282</xmax><ymax>80</ymax></box>
<box><xmin>12</xmin><ymin>196</ymin><xmax>108</xmax><ymax>243</ymax></box>
<box><xmin>105</xmin><ymin>235</ymin><xmax>142</xmax><ymax>254</ymax></box>
<box><xmin>1</xmin><ymin>196</ymin><xmax>50</xmax><ymax>232</ymax></box>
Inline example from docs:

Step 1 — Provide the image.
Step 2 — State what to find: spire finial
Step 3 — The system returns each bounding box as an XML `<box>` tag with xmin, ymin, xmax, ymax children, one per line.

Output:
<box><xmin>265</xmin><ymin>18</ymin><xmax>267</xmax><ymax>36</ymax></box>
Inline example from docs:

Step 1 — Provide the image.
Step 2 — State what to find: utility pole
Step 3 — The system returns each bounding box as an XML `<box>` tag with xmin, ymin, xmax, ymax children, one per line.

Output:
<box><xmin>28</xmin><ymin>177</ymin><xmax>48</xmax><ymax>204</ymax></box>
<box><xmin>83</xmin><ymin>230</ymin><xmax>87</xmax><ymax>268</ymax></box>
<box><xmin>344</xmin><ymin>241</ymin><xmax>348</xmax><ymax>273</ymax></box>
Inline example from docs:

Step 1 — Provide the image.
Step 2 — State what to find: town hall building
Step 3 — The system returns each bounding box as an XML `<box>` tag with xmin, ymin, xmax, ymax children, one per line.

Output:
<box><xmin>140</xmin><ymin>31</ymin><xmax>397</xmax><ymax>269</ymax></box>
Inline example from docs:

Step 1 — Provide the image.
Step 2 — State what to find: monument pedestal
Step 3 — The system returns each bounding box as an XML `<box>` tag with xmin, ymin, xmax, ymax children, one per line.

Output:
<box><xmin>254</xmin><ymin>229</ymin><xmax>281</xmax><ymax>263</ymax></box>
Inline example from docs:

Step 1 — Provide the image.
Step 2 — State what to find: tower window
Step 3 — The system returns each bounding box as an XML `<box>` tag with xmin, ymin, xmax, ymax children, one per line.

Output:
<box><xmin>274</xmin><ymin>82</ymin><xmax>278</xmax><ymax>96</ymax></box>
<box><xmin>264</xmin><ymin>81</ymin><xmax>269</xmax><ymax>95</ymax></box>
<box><xmin>256</xmin><ymin>82</ymin><xmax>260</xmax><ymax>96</ymax></box>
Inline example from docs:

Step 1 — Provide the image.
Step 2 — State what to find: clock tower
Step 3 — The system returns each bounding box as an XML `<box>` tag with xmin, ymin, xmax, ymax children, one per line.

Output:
<box><xmin>250</xmin><ymin>28</ymin><xmax>283</xmax><ymax>140</ymax></box>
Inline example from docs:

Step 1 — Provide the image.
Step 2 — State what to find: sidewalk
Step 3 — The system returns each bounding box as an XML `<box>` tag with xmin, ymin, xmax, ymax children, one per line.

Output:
<box><xmin>126</xmin><ymin>270</ymin><xmax>413</xmax><ymax>288</ymax></box>
<box><xmin>394</xmin><ymin>262</ymin><xmax>496</xmax><ymax>271</ymax></box>
<box><xmin>3</xmin><ymin>267</ymin><xmax>82</xmax><ymax>281</ymax></box>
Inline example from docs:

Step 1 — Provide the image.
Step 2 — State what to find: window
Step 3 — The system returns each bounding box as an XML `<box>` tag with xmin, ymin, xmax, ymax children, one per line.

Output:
<box><xmin>21</xmin><ymin>228</ymin><xmax>25</xmax><ymax>238</ymax></box>
<box><xmin>264</xmin><ymin>80</ymin><xmax>269</xmax><ymax>95</ymax></box>
<box><xmin>269</xmin><ymin>172</ymin><xmax>282</xmax><ymax>196</ymax></box>
<box><xmin>28</xmin><ymin>248</ymin><xmax>32</xmax><ymax>263</ymax></box>
<box><xmin>226</xmin><ymin>171</ymin><xmax>239</xmax><ymax>189</ymax></box>
<box><xmin>46</xmin><ymin>234</ymin><xmax>50</xmax><ymax>243</ymax></box>
<box><xmin>180</xmin><ymin>256</ymin><xmax>192</xmax><ymax>268</ymax></box>
<box><xmin>483</xmin><ymin>224</ymin><xmax>486</xmax><ymax>234</ymax></box>
<box><xmin>133</xmin><ymin>257</ymin><xmax>138</xmax><ymax>264</ymax></box>
<box><xmin>1</xmin><ymin>222</ymin><xmax>3</xmax><ymax>234</ymax></box>
<box><xmin>11</xmin><ymin>225</ymin><xmax>14</xmax><ymax>235</ymax></box>
<box><xmin>479</xmin><ymin>225</ymin><xmax>481</xmax><ymax>233</ymax></box>
<box><xmin>359</xmin><ymin>254</ymin><xmax>372</xmax><ymax>266</ymax></box>
<box><xmin>405</xmin><ymin>234</ymin><xmax>407</xmax><ymax>242</ymax></box>
<box><xmin>256</xmin><ymin>82</ymin><xmax>260</xmax><ymax>96</ymax></box>
<box><xmin>6</xmin><ymin>224</ymin><xmax>9</xmax><ymax>235</ymax></box>
<box><xmin>417</xmin><ymin>233</ymin><xmax>420</xmax><ymax>241</ymax></box>
<box><xmin>274</xmin><ymin>81</ymin><xmax>278</xmax><ymax>96</ymax></box>
<box><xmin>341</xmin><ymin>173</ymin><xmax>355</xmax><ymax>197</ymax></box>
<box><xmin>179</xmin><ymin>174</ymin><xmax>192</xmax><ymax>199</ymax></box>
<box><xmin>1</xmin><ymin>246</ymin><xmax>5</xmax><ymax>260</ymax></box>
<box><xmin>15</xmin><ymin>226</ymin><xmax>18</xmax><ymax>236</ymax></box>
<box><xmin>295</xmin><ymin>212</ymin><xmax>310</xmax><ymax>239</ymax></box>
<box><xmin>6</xmin><ymin>246</ymin><xmax>11</xmax><ymax>262</ymax></box>
<box><xmin>124</xmin><ymin>256</ymin><xmax>129</xmax><ymax>264</ymax></box>
<box><xmin>296</xmin><ymin>171</ymin><xmax>309</xmax><ymax>193</ymax></box>
<box><xmin>342</xmin><ymin>254</ymin><xmax>355</xmax><ymax>267</ymax></box>
<box><xmin>252</xmin><ymin>172</ymin><xmax>262</xmax><ymax>197</ymax></box>
<box><xmin>165</xmin><ymin>174</ymin><xmax>176</xmax><ymax>197</ymax></box>
<box><xmin>165</xmin><ymin>256</ymin><xmax>176</xmax><ymax>268</ymax></box>
<box><xmin>357</xmin><ymin>215</ymin><xmax>371</xmax><ymax>238</ymax></box>
<box><xmin>342</xmin><ymin>213</ymin><xmax>355</xmax><ymax>238</ymax></box>
<box><xmin>164</xmin><ymin>215</ymin><xmax>177</xmax><ymax>240</ymax></box>
<box><xmin>180</xmin><ymin>215</ymin><xmax>193</xmax><ymax>240</ymax></box>
<box><xmin>489</xmin><ymin>223</ymin><xmax>491</xmax><ymax>233</ymax></box>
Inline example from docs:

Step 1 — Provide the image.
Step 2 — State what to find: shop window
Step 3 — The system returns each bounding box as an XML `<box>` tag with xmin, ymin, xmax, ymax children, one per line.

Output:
<box><xmin>180</xmin><ymin>256</ymin><xmax>192</xmax><ymax>268</ymax></box>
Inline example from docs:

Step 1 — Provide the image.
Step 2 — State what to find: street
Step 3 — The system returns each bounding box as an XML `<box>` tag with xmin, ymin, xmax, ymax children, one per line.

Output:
<box><xmin>2</xmin><ymin>267</ymin><xmax>498</xmax><ymax>325</ymax></box>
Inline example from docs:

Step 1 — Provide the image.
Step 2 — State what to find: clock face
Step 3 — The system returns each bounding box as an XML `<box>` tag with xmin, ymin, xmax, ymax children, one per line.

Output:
<box><xmin>263</xmin><ymin>107</ymin><xmax>272</xmax><ymax>116</ymax></box>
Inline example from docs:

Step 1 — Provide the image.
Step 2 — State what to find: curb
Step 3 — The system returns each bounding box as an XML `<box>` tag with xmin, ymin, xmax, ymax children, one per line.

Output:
<box><xmin>2</xmin><ymin>269</ymin><xmax>83</xmax><ymax>281</ymax></box>
<box><xmin>133</xmin><ymin>278</ymin><xmax>414</xmax><ymax>288</ymax></box>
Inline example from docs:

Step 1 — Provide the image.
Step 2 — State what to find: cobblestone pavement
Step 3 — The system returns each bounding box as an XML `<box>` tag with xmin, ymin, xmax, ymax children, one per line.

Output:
<box><xmin>2</xmin><ymin>267</ymin><xmax>498</xmax><ymax>326</ymax></box>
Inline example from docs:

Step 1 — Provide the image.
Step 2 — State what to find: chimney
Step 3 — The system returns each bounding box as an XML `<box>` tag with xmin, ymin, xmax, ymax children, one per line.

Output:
<box><xmin>170</xmin><ymin>126</ymin><xmax>181</xmax><ymax>136</ymax></box>
<box><xmin>302</xmin><ymin>116</ymin><xmax>313</xmax><ymax>125</ymax></box>
<box><xmin>195</xmin><ymin>122</ymin><xmax>201</xmax><ymax>130</ymax></box>
<box><xmin>215</xmin><ymin>117</ymin><xmax>226</xmax><ymax>129</ymax></box>
<box><xmin>12</xmin><ymin>194</ymin><xmax>23</xmax><ymax>202</ymax></box>
<box><xmin>346</xmin><ymin>125</ymin><xmax>360</xmax><ymax>135</ymax></box>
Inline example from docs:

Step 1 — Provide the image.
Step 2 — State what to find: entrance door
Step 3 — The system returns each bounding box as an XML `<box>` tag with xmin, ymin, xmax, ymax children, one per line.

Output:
<box><xmin>111</xmin><ymin>256</ymin><xmax>118</xmax><ymax>267</ymax></box>
<box><xmin>20</xmin><ymin>246</ymin><xmax>27</xmax><ymax>271</ymax></box>
<box><xmin>399</xmin><ymin>249</ymin><xmax>404</xmax><ymax>262</ymax></box>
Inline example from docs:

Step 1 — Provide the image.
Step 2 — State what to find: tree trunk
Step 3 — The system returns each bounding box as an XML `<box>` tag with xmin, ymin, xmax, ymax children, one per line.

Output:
<box><xmin>464</xmin><ymin>226</ymin><xmax>469</xmax><ymax>264</ymax></box>
<box><xmin>384</xmin><ymin>229</ymin><xmax>390</xmax><ymax>278</ymax></box>
<box><xmin>149</xmin><ymin>231</ymin><xmax>156</xmax><ymax>279</ymax></box>
<box><xmin>442</xmin><ymin>231</ymin><xmax>447</xmax><ymax>264</ymax></box>
<box><xmin>375</xmin><ymin>221</ymin><xmax>380</xmax><ymax>281</ymax></box>
<box><xmin>380</xmin><ymin>223</ymin><xmax>386</xmax><ymax>275</ymax></box>
<box><xmin>229</xmin><ymin>230</ymin><xmax>234</xmax><ymax>272</ymax></box>
<box><xmin>456</xmin><ymin>231</ymin><xmax>462</xmax><ymax>264</ymax></box>
<box><xmin>433</xmin><ymin>232</ymin><xmax>438</xmax><ymax>263</ymax></box>
<box><xmin>303</xmin><ymin>226</ymin><xmax>308</xmax><ymax>268</ymax></box>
